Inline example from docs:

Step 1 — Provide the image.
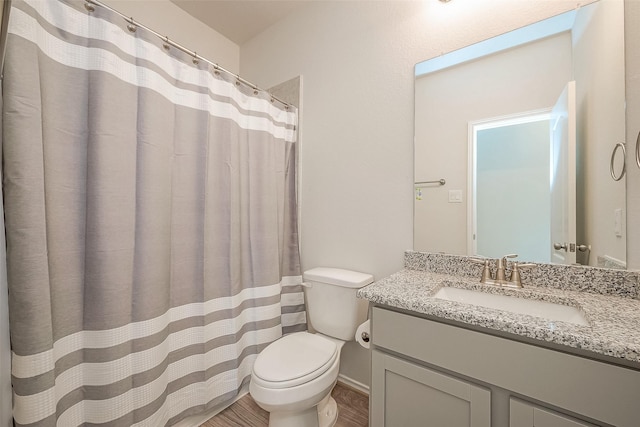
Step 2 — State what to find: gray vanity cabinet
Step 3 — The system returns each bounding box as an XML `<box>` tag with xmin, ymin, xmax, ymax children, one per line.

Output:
<box><xmin>510</xmin><ymin>399</ymin><xmax>598</xmax><ymax>427</ymax></box>
<box><xmin>370</xmin><ymin>306</ymin><xmax>640</xmax><ymax>427</ymax></box>
<box><xmin>371</xmin><ymin>350</ymin><xmax>490</xmax><ymax>427</ymax></box>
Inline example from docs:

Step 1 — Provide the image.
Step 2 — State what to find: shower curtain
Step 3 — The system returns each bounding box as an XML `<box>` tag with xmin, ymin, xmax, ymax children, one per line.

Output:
<box><xmin>2</xmin><ymin>0</ymin><xmax>306</xmax><ymax>425</ymax></box>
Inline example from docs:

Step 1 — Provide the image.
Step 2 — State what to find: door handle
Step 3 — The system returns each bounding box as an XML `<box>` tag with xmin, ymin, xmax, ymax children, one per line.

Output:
<box><xmin>554</xmin><ymin>242</ymin><xmax>589</xmax><ymax>252</ymax></box>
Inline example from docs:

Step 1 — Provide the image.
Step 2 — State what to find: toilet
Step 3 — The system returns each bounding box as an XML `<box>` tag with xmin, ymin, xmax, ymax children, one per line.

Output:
<box><xmin>249</xmin><ymin>267</ymin><xmax>373</xmax><ymax>427</ymax></box>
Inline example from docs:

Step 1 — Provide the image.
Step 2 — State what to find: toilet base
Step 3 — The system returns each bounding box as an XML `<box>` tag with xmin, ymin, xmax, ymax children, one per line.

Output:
<box><xmin>268</xmin><ymin>405</ymin><xmax>319</xmax><ymax>427</ymax></box>
<box><xmin>266</xmin><ymin>392</ymin><xmax>338</xmax><ymax>427</ymax></box>
<box><xmin>317</xmin><ymin>394</ymin><xmax>338</xmax><ymax>427</ymax></box>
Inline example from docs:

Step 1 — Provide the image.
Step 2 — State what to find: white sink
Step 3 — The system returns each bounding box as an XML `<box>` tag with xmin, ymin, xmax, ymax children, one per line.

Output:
<box><xmin>433</xmin><ymin>287</ymin><xmax>589</xmax><ymax>326</ymax></box>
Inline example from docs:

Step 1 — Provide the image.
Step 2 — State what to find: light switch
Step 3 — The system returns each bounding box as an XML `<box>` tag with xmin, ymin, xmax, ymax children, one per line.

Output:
<box><xmin>614</xmin><ymin>208</ymin><xmax>622</xmax><ymax>237</ymax></box>
<box><xmin>448</xmin><ymin>190</ymin><xmax>462</xmax><ymax>203</ymax></box>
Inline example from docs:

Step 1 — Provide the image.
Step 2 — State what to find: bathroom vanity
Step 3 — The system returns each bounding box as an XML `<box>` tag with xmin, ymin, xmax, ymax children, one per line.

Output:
<box><xmin>358</xmin><ymin>252</ymin><xmax>640</xmax><ymax>427</ymax></box>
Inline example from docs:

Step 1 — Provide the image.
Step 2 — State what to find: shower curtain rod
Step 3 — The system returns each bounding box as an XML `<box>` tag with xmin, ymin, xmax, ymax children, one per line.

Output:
<box><xmin>84</xmin><ymin>0</ymin><xmax>291</xmax><ymax>110</ymax></box>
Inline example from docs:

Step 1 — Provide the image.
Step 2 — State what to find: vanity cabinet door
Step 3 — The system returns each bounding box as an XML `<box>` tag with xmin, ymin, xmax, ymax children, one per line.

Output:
<box><xmin>510</xmin><ymin>398</ymin><xmax>599</xmax><ymax>427</ymax></box>
<box><xmin>371</xmin><ymin>350</ymin><xmax>491</xmax><ymax>427</ymax></box>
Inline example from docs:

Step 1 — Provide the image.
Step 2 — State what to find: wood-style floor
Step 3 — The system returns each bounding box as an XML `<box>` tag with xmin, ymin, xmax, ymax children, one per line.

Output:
<box><xmin>201</xmin><ymin>382</ymin><xmax>369</xmax><ymax>427</ymax></box>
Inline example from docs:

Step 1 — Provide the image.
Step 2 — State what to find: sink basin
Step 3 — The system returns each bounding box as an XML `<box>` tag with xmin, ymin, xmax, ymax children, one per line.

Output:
<box><xmin>433</xmin><ymin>287</ymin><xmax>589</xmax><ymax>326</ymax></box>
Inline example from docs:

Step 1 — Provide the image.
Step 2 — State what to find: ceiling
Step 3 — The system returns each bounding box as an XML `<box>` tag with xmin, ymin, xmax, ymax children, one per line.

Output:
<box><xmin>170</xmin><ymin>0</ymin><xmax>310</xmax><ymax>45</ymax></box>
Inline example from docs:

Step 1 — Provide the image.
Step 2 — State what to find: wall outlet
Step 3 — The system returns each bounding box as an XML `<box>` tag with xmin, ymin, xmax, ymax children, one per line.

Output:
<box><xmin>448</xmin><ymin>190</ymin><xmax>463</xmax><ymax>203</ymax></box>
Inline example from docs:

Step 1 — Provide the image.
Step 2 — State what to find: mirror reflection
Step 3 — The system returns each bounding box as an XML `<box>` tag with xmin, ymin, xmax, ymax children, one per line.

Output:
<box><xmin>414</xmin><ymin>0</ymin><xmax>626</xmax><ymax>268</ymax></box>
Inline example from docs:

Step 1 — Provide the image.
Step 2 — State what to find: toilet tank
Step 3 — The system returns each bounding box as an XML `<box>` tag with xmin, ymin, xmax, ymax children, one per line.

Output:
<box><xmin>302</xmin><ymin>267</ymin><xmax>374</xmax><ymax>341</ymax></box>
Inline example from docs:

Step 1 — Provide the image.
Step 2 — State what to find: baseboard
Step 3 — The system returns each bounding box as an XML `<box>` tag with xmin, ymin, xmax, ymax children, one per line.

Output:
<box><xmin>337</xmin><ymin>373</ymin><xmax>370</xmax><ymax>396</ymax></box>
<box><xmin>172</xmin><ymin>384</ymin><xmax>250</xmax><ymax>427</ymax></box>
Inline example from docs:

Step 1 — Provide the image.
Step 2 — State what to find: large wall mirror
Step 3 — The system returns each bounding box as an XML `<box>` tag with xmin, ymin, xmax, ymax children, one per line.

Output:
<box><xmin>414</xmin><ymin>0</ymin><xmax>627</xmax><ymax>268</ymax></box>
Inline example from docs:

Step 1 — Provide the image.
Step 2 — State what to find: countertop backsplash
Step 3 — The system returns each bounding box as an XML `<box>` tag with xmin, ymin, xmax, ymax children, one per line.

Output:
<box><xmin>404</xmin><ymin>251</ymin><xmax>640</xmax><ymax>299</ymax></box>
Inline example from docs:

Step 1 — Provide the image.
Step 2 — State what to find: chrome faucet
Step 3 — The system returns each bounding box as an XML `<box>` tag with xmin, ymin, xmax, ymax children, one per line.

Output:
<box><xmin>470</xmin><ymin>254</ymin><xmax>535</xmax><ymax>288</ymax></box>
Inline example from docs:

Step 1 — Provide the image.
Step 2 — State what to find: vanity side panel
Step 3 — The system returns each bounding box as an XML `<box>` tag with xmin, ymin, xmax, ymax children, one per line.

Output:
<box><xmin>372</xmin><ymin>306</ymin><xmax>640</xmax><ymax>427</ymax></box>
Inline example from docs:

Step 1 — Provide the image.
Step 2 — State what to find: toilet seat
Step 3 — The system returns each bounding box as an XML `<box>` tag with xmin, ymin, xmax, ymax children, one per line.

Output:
<box><xmin>252</xmin><ymin>332</ymin><xmax>338</xmax><ymax>389</ymax></box>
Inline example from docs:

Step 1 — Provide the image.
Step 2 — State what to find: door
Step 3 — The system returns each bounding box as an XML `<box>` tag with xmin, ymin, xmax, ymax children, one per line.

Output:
<box><xmin>550</xmin><ymin>81</ymin><xmax>577</xmax><ymax>264</ymax></box>
<box><xmin>471</xmin><ymin>114</ymin><xmax>552</xmax><ymax>262</ymax></box>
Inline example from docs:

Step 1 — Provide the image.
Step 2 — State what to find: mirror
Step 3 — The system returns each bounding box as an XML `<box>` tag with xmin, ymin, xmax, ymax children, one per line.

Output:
<box><xmin>414</xmin><ymin>0</ymin><xmax>626</xmax><ymax>268</ymax></box>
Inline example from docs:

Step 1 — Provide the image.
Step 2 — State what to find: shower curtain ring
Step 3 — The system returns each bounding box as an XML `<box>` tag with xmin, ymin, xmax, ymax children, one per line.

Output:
<box><xmin>162</xmin><ymin>36</ymin><xmax>170</xmax><ymax>51</ymax></box>
<box><xmin>192</xmin><ymin>52</ymin><xmax>199</xmax><ymax>65</ymax></box>
<box><xmin>213</xmin><ymin>64</ymin><xmax>221</xmax><ymax>76</ymax></box>
<box><xmin>127</xmin><ymin>17</ymin><xmax>137</xmax><ymax>33</ymax></box>
<box><xmin>84</xmin><ymin>2</ymin><xmax>95</xmax><ymax>12</ymax></box>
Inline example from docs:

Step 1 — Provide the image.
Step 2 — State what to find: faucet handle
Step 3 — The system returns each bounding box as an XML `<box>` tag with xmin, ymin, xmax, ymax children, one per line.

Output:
<box><xmin>510</xmin><ymin>262</ymin><xmax>535</xmax><ymax>288</ymax></box>
<box><xmin>469</xmin><ymin>257</ymin><xmax>492</xmax><ymax>283</ymax></box>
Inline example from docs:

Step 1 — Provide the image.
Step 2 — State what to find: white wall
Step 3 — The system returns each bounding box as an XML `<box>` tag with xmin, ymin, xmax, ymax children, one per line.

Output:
<box><xmin>625</xmin><ymin>1</ymin><xmax>640</xmax><ymax>271</ymax></box>
<box><xmin>240</xmin><ymin>0</ymin><xmax>585</xmax><ymax>387</ymax></box>
<box><xmin>414</xmin><ymin>33</ymin><xmax>572</xmax><ymax>256</ymax></box>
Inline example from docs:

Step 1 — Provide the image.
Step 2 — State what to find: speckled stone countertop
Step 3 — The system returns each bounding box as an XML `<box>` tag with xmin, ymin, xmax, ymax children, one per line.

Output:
<box><xmin>357</xmin><ymin>251</ymin><xmax>640</xmax><ymax>366</ymax></box>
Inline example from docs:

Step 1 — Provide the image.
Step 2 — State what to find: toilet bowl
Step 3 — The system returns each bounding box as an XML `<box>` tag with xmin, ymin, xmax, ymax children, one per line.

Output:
<box><xmin>249</xmin><ymin>267</ymin><xmax>373</xmax><ymax>427</ymax></box>
<box><xmin>250</xmin><ymin>332</ymin><xmax>344</xmax><ymax>427</ymax></box>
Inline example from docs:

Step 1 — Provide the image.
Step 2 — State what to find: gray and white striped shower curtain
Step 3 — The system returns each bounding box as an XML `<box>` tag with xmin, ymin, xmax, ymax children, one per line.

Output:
<box><xmin>2</xmin><ymin>0</ymin><xmax>306</xmax><ymax>425</ymax></box>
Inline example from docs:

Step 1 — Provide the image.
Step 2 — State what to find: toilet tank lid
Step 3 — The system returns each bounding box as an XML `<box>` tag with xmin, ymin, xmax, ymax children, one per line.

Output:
<box><xmin>303</xmin><ymin>267</ymin><xmax>374</xmax><ymax>288</ymax></box>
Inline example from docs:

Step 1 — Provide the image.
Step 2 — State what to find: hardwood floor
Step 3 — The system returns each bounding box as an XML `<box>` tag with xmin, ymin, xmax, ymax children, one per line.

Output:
<box><xmin>330</xmin><ymin>383</ymin><xmax>369</xmax><ymax>427</ymax></box>
<box><xmin>201</xmin><ymin>382</ymin><xmax>369</xmax><ymax>427</ymax></box>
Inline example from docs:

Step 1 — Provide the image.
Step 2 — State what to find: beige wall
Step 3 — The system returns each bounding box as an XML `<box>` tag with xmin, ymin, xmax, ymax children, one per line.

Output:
<box><xmin>100</xmin><ymin>0</ymin><xmax>239</xmax><ymax>73</ymax></box>
<box><xmin>573</xmin><ymin>0</ymin><xmax>626</xmax><ymax>266</ymax></box>
<box><xmin>240</xmin><ymin>0</ymin><xmax>586</xmax><ymax>388</ymax></box>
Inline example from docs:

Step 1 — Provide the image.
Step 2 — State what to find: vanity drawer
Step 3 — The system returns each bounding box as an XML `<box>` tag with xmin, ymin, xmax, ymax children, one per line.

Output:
<box><xmin>372</xmin><ymin>306</ymin><xmax>640</xmax><ymax>427</ymax></box>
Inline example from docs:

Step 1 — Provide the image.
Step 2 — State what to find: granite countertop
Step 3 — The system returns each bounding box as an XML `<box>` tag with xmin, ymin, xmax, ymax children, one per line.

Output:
<box><xmin>357</xmin><ymin>268</ymin><xmax>640</xmax><ymax>365</ymax></box>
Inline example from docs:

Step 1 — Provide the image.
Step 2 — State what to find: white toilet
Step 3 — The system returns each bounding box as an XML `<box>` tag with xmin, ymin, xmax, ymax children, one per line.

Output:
<box><xmin>249</xmin><ymin>267</ymin><xmax>373</xmax><ymax>427</ymax></box>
